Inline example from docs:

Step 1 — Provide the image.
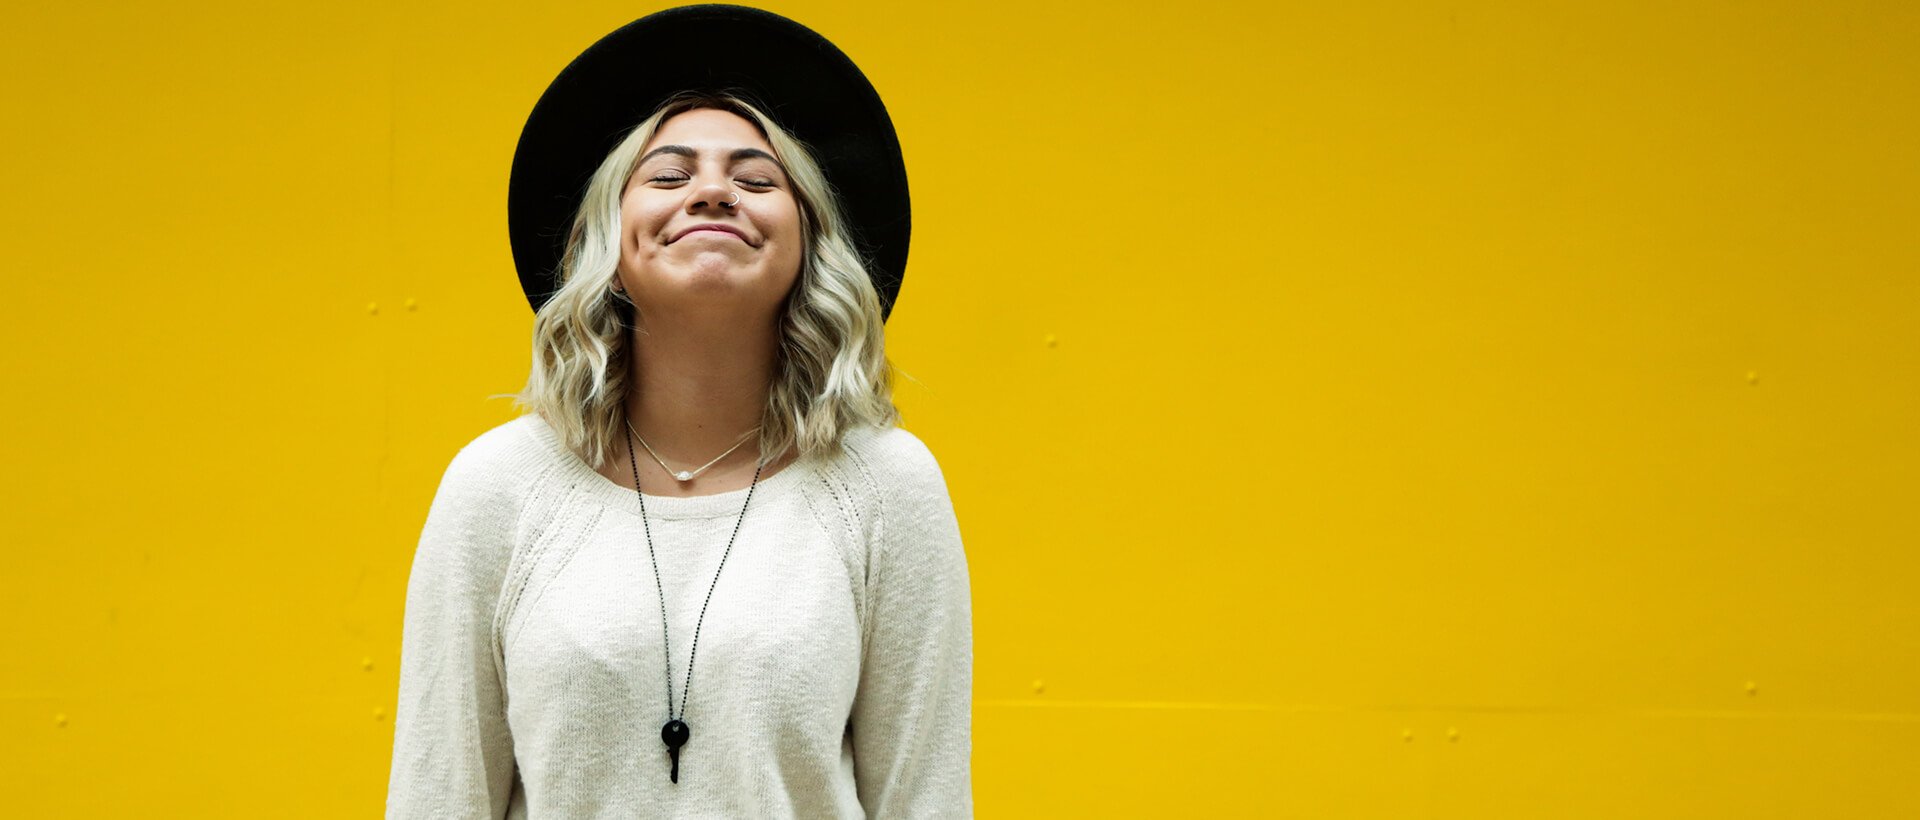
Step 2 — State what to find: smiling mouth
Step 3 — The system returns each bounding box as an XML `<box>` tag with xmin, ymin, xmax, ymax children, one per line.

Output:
<box><xmin>680</xmin><ymin>228</ymin><xmax>745</xmax><ymax>242</ymax></box>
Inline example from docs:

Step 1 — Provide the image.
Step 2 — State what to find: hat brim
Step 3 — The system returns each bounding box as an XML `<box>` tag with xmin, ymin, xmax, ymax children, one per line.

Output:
<box><xmin>508</xmin><ymin>4</ymin><xmax>910</xmax><ymax>319</ymax></box>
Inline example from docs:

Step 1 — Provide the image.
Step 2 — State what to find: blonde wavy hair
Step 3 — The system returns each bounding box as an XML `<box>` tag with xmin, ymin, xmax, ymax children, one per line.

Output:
<box><xmin>508</xmin><ymin>90</ymin><xmax>899</xmax><ymax>471</ymax></box>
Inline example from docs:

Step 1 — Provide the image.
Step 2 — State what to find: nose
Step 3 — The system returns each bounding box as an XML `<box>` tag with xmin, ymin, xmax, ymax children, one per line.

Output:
<box><xmin>686</xmin><ymin>183</ymin><xmax>740</xmax><ymax>213</ymax></box>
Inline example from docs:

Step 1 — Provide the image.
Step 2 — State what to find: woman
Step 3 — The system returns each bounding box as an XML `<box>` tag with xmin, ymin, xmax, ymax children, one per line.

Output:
<box><xmin>386</xmin><ymin>7</ymin><xmax>972</xmax><ymax>818</ymax></box>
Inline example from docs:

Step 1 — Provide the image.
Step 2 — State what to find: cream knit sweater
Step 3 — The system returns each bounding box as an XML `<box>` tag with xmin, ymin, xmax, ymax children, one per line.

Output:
<box><xmin>385</xmin><ymin>414</ymin><xmax>973</xmax><ymax>818</ymax></box>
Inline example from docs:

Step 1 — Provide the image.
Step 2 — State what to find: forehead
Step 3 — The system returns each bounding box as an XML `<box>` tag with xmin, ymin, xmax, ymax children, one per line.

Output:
<box><xmin>643</xmin><ymin>108</ymin><xmax>774</xmax><ymax>154</ymax></box>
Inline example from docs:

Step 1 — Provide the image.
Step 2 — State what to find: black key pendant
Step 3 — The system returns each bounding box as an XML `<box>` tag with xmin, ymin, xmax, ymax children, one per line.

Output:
<box><xmin>661</xmin><ymin>719</ymin><xmax>690</xmax><ymax>783</ymax></box>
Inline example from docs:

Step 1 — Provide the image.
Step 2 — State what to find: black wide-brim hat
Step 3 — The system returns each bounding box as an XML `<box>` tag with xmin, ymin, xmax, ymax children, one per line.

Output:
<box><xmin>508</xmin><ymin>4</ymin><xmax>910</xmax><ymax>319</ymax></box>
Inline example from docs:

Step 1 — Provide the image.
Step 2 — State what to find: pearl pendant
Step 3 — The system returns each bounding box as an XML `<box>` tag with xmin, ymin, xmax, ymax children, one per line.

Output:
<box><xmin>674</xmin><ymin>470</ymin><xmax>694</xmax><ymax>481</ymax></box>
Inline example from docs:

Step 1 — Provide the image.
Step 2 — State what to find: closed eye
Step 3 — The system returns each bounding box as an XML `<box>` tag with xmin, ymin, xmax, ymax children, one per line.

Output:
<box><xmin>646</xmin><ymin>174</ymin><xmax>775</xmax><ymax>189</ymax></box>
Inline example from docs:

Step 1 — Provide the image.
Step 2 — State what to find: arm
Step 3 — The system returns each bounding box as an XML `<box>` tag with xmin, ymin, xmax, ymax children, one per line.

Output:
<box><xmin>386</xmin><ymin>444</ymin><xmax>519</xmax><ymax>819</ymax></box>
<box><xmin>850</xmin><ymin>433</ymin><xmax>975</xmax><ymax>818</ymax></box>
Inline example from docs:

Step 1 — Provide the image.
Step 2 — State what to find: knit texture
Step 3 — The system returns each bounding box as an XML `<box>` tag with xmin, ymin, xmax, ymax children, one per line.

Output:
<box><xmin>385</xmin><ymin>413</ymin><xmax>973</xmax><ymax>818</ymax></box>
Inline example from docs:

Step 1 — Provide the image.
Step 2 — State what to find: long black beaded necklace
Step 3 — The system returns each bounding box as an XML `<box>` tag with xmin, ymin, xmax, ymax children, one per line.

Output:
<box><xmin>624</xmin><ymin>420</ymin><xmax>765</xmax><ymax>784</ymax></box>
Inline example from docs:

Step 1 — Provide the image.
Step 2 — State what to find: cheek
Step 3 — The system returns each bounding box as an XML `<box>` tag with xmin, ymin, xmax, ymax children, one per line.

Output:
<box><xmin>773</xmin><ymin>204</ymin><xmax>805</xmax><ymax>252</ymax></box>
<box><xmin>619</xmin><ymin>199</ymin><xmax>666</xmax><ymax>253</ymax></box>
<box><xmin>777</xmin><ymin>213</ymin><xmax>806</xmax><ymax>273</ymax></box>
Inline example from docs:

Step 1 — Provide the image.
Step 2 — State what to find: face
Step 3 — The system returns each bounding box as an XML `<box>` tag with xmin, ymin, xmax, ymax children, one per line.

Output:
<box><xmin>616</xmin><ymin>107</ymin><xmax>805</xmax><ymax>325</ymax></box>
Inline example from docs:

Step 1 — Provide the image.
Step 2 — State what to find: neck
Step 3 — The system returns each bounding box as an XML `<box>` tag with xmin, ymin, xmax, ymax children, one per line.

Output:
<box><xmin>624</xmin><ymin>310</ymin><xmax>778</xmax><ymax>464</ymax></box>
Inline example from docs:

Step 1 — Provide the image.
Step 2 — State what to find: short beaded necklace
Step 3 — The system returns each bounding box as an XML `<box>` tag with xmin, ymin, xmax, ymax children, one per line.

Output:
<box><xmin>623</xmin><ymin>418</ymin><xmax>765</xmax><ymax>784</ymax></box>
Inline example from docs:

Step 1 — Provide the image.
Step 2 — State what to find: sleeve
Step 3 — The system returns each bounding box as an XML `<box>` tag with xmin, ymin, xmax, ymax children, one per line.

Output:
<box><xmin>386</xmin><ymin>444</ymin><xmax>519</xmax><ymax>819</ymax></box>
<box><xmin>850</xmin><ymin>434</ymin><xmax>975</xmax><ymax>818</ymax></box>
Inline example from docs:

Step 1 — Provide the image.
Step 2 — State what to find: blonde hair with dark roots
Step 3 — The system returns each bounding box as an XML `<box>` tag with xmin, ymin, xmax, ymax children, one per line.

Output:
<box><xmin>508</xmin><ymin>90</ymin><xmax>899</xmax><ymax>471</ymax></box>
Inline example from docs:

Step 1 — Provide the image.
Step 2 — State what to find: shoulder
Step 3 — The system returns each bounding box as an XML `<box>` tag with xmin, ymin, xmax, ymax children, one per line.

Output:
<box><xmin>412</xmin><ymin>414</ymin><xmax>563</xmax><ymax>579</ymax></box>
<box><xmin>452</xmin><ymin>412</ymin><xmax>546</xmax><ymax>466</ymax></box>
<box><xmin>431</xmin><ymin>414</ymin><xmax>553</xmax><ymax>508</ymax></box>
<box><xmin>834</xmin><ymin>423</ymin><xmax>960</xmax><ymax>539</ymax></box>
<box><xmin>838</xmin><ymin>423</ymin><xmax>948</xmax><ymax>491</ymax></box>
<box><xmin>408</xmin><ymin>416</ymin><xmax>558</xmax><ymax>601</ymax></box>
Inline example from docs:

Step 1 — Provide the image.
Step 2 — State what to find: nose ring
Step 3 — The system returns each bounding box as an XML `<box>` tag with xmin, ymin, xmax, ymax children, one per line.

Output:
<box><xmin>722</xmin><ymin>191</ymin><xmax>741</xmax><ymax>208</ymax></box>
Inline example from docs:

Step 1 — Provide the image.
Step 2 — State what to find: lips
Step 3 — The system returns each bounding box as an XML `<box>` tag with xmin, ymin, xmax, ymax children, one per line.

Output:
<box><xmin>672</xmin><ymin>224</ymin><xmax>751</xmax><ymax>244</ymax></box>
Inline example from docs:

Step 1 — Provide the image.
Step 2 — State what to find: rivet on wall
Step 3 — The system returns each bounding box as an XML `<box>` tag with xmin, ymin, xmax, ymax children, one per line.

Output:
<box><xmin>1447</xmin><ymin>727</ymin><xmax>1460</xmax><ymax>743</ymax></box>
<box><xmin>373</xmin><ymin>707</ymin><xmax>387</xmax><ymax>722</ymax></box>
<box><xmin>1401</xmin><ymin>729</ymin><xmax>1413</xmax><ymax>743</ymax></box>
<box><xmin>1030</xmin><ymin>679</ymin><xmax>1046</xmax><ymax>695</ymax></box>
<box><xmin>1746</xmin><ymin>370</ymin><xmax>1759</xmax><ymax>386</ymax></box>
<box><xmin>367</xmin><ymin>302</ymin><xmax>380</xmax><ymax>316</ymax></box>
<box><xmin>1044</xmin><ymin>334</ymin><xmax>1058</xmax><ymax>349</ymax></box>
<box><xmin>362</xmin><ymin>656</ymin><xmax>374</xmax><ymax>672</ymax></box>
<box><xmin>1745</xmin><ymin>680</ymin><xmax>1758</xmax><ymax>696</ymax></box>
<box><xmin>405</xmin><ymin>298</ymin><xmax>418</xmax><ymax>312</ymax></box>
<box><xmin>55</xmin><ymin>713</ymin><xmax>68</xmax><ymax>728</ymax></box>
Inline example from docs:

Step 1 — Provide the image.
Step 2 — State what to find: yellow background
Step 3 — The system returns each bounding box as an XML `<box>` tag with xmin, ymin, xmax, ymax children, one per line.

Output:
<box><xmin>4</xmin><ymin>0</ymin><xmax>1916</xmax><ymax>816</ymax></box>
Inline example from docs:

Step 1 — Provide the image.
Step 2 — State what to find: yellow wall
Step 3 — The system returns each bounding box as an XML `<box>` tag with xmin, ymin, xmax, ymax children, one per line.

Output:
<box><xmin>4</xmin><ymin>0</ymin><xmax>1916</xmax><ymax>815</ymax></box>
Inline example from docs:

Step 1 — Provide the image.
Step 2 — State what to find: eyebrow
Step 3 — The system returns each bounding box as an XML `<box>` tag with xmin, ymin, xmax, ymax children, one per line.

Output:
<box><xmin>637</xmin><ymin>144</ymin><xmax>783</xmax><ymax>168</ymax></box>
